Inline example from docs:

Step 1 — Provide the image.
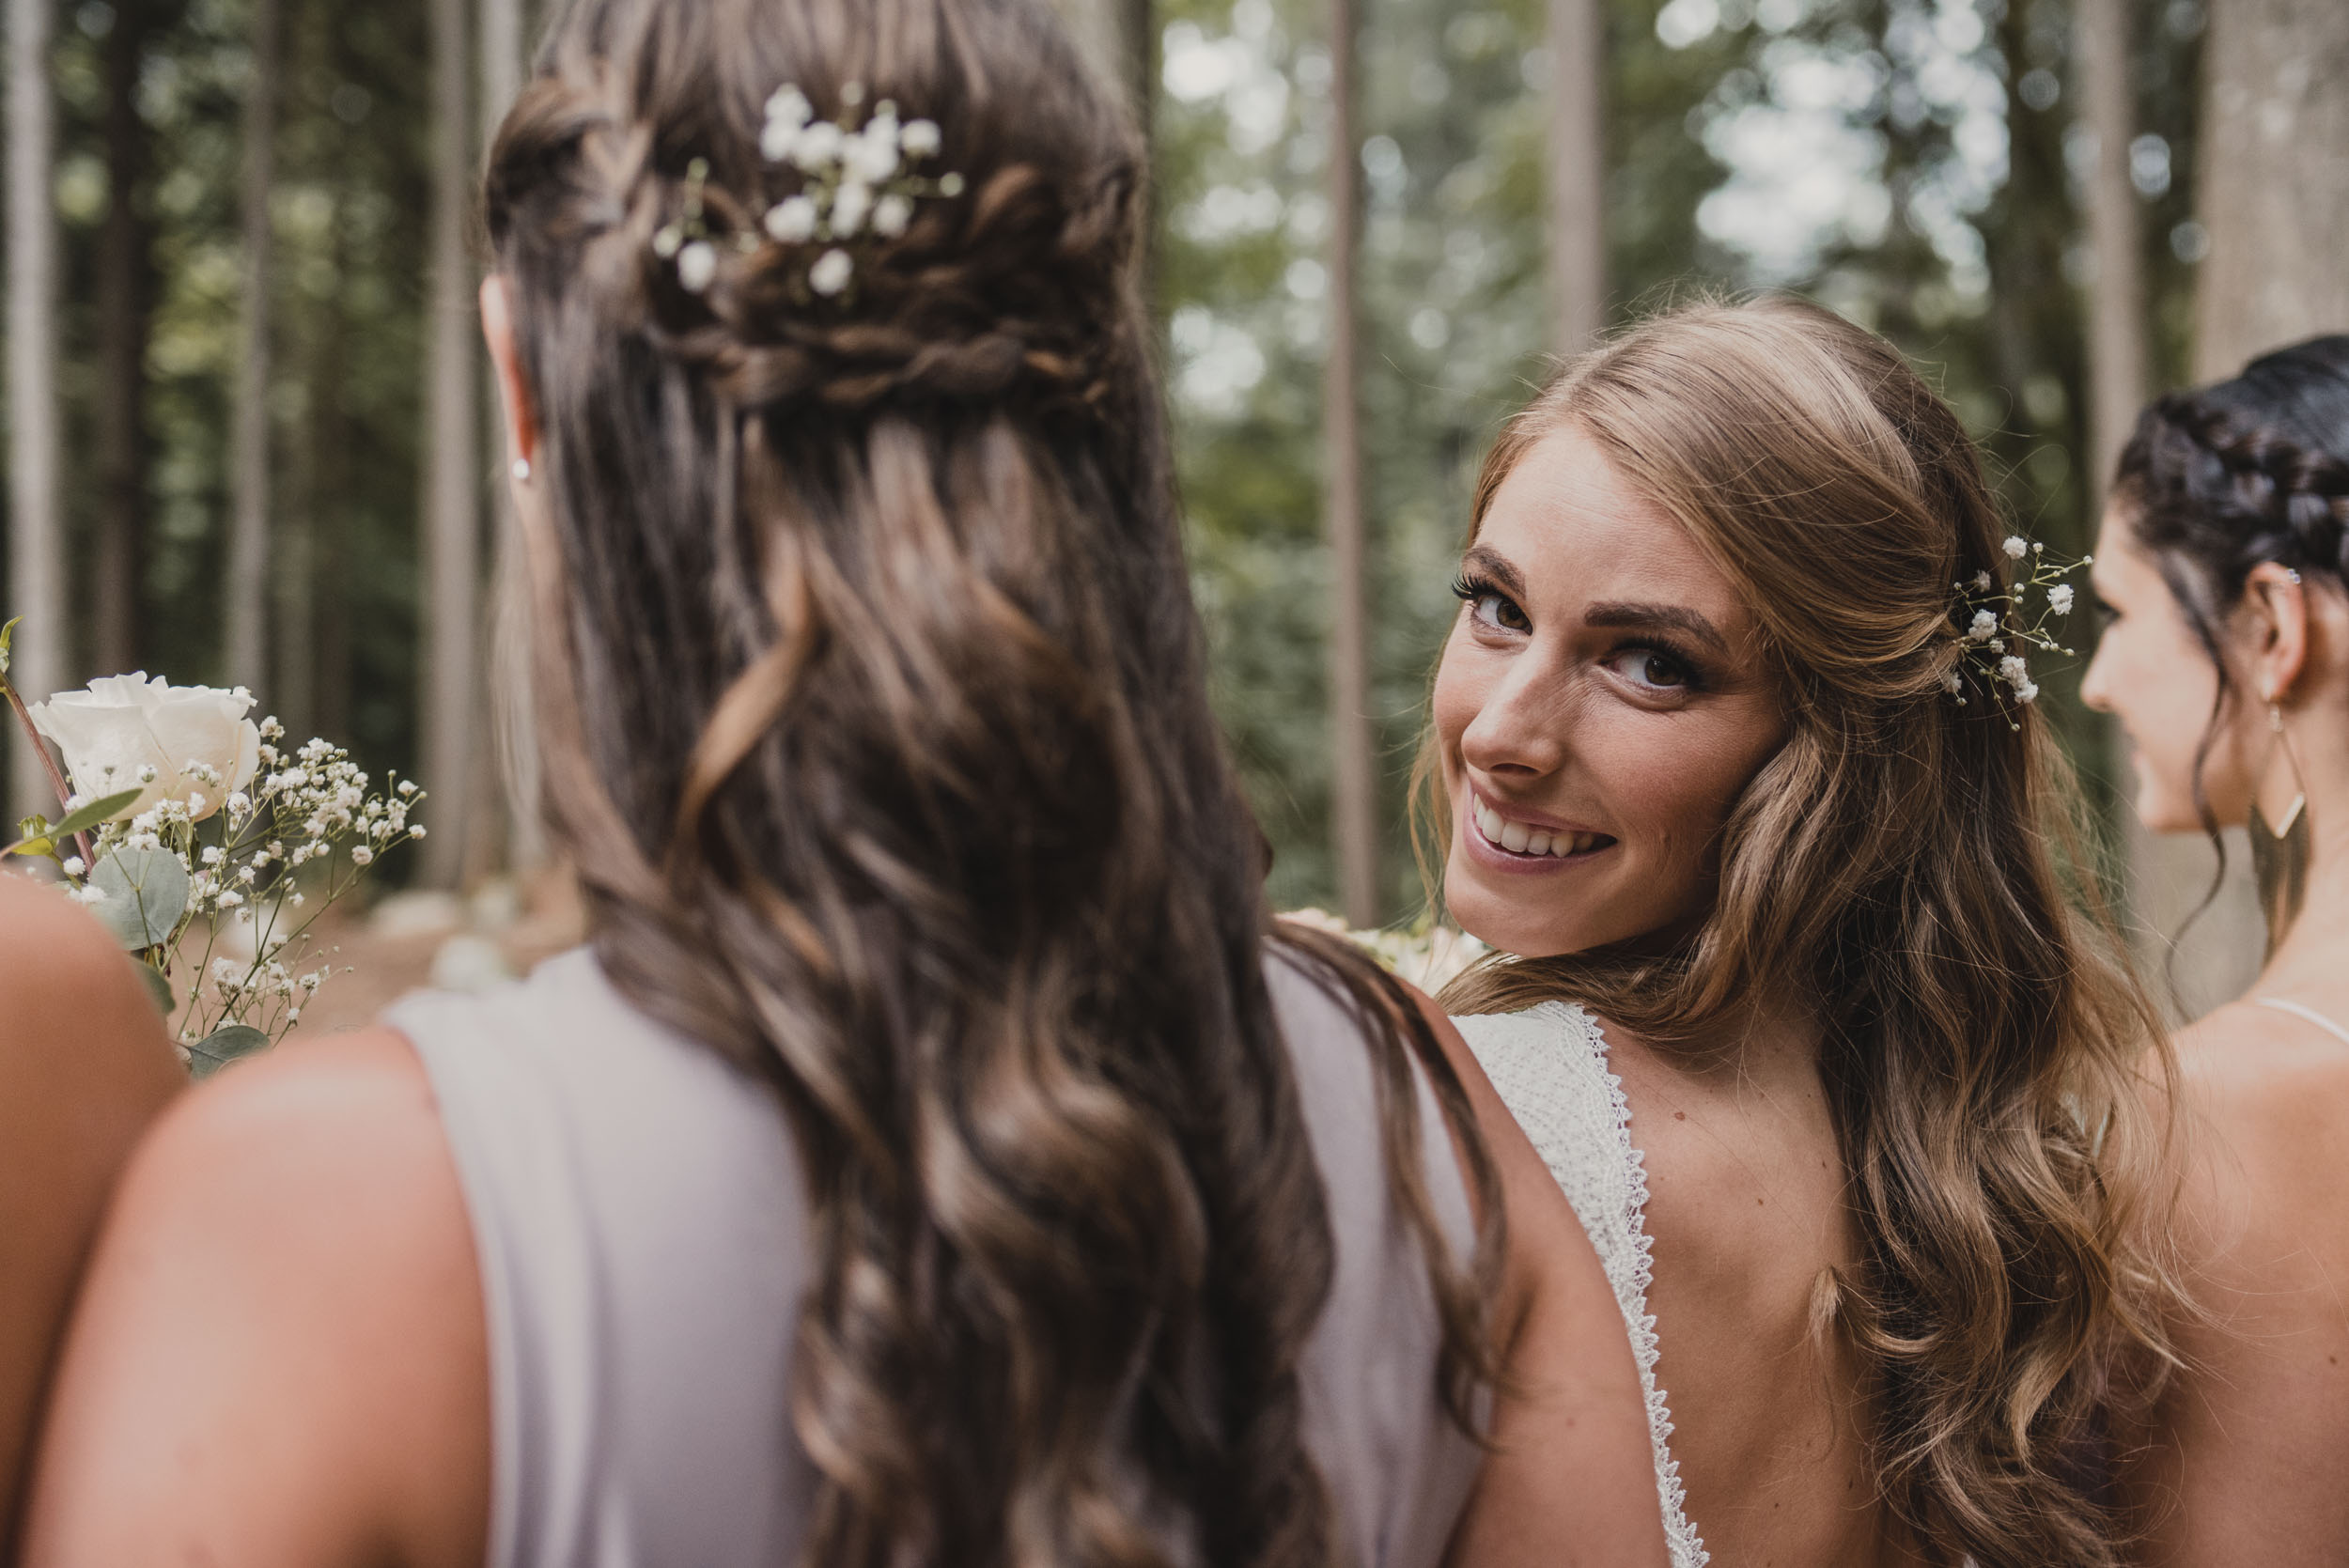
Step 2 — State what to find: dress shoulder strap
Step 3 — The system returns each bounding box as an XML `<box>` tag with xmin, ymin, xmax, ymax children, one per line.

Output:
<box><xmin>2257</xmin><ymin>996</ymin><xmax>2349</xmax><ymax>1048</ymax></box>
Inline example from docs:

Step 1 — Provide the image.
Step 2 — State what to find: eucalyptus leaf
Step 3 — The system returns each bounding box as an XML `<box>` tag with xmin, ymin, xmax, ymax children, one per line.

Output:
<box><xmin>88</xmin><ymin>848</ymin><xmax>192</xmax><ymax>952</ymax></box>
<box><xmin>134</xmin><ymin>962</ymin><xmax>176</xmax><ymax>1016</ymax></box>
<box><xmin>186</xmin><ymin>1024</ymin><xmax>270</xmax><ymax>1079</ymax></box>
<box><xmin>50</xmin><ymin>788</ymin><xmax>145</xmax><ymax>840</ymax></box>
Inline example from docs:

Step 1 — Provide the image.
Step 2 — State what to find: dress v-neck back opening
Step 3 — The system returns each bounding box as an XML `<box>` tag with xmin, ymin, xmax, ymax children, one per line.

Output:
<box><xmin>1452</xmin><ymin>1001</ymin><xmax>1708</xmax><ymax>1568</ymax></box>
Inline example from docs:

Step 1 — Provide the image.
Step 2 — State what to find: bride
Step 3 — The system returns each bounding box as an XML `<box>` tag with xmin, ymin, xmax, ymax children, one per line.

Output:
<box><xmin>16</xmin><ymin>1</ymin><xmax>1665</xmax><ymax>1563</ymax></box>
<box><xmin>1426</xmin><ymin>297</ymin><xmax>2184</xmax><ymax>1567</ymax></box>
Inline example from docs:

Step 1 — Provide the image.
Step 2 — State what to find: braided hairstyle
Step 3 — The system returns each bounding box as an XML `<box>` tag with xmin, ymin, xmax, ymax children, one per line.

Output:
<box><xmin>482</xmin><ymin>3</ymin><xmax>1499</xmax><ymax>1566</ymax></box>
<box><xmin>2115</xmin><ymin>335</ymin><xmax>2349</xmax><ymax>834</ymax></box>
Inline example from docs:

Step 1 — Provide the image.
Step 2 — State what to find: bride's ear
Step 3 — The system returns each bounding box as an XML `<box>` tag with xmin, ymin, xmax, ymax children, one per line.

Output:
<box><xmin>481</xmin><ymin>273</ymin><xmax>538</xmax><ymax>476</ymax></box>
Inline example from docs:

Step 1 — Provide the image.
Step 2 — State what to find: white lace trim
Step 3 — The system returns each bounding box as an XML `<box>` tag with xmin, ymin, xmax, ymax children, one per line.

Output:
<box><xmin>1571</xmin><ymin>1005</ymin><xmax>1708</xmax><ymax>1568</ymax></box>
<box><xmin>1459</xmin><ymin>1001</ymin><xmax>1708</xmax><ymax>1568</ymax></box>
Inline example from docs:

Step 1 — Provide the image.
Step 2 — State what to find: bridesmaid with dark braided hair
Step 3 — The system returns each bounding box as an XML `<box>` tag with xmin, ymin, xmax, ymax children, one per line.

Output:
<box><xmin>2083</xmin><ymin>336</ymin><xmax>2349</xmax><ymax>1563</ymax></box>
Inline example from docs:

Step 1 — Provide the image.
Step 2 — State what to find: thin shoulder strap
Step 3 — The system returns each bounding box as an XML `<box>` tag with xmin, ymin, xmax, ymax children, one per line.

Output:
<box><xmin>2256</xmin><ymin>996</ymin><xmax>2349</xmax><ymax>1048</ymax></box>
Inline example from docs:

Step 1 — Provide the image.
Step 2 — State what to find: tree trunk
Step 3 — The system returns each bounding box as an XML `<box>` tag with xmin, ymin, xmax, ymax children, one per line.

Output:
<box><xmin>2196</xmin><ymin>0</ymin><xmax>2349</xmax><ymax>369</ymax></box>
<box><xmin>422</xmin><ymin>0</ymin><xmax>479</xmax><ymax>887</ymax></box>
<box><xmin>2077</xmin><ymin>0</ymin><xmax>2146</xmax><ymax>490</ymax></box>
<box><xmin>481</xmin><ymin>0</ymin><xmax>539</xmax><ymax>873</ymax></box>
<box><xmin>1547</xmin><ymin>0</ymin><xmax>1606</xmax><ymax>356</ymax></box>
<box><xmin>8</xmin><ymin>0</ymin><xmax>64</xmax><ymax>818</ymax></box>
<box><xmin>1324</xmin><ymin>0</ymin><xmax>1377</xmax><ymax>926</ymax></box>
<box><xmin>95</xmin><ymin>0</ymin><xmax>161</xmax><ymax>680</ymax></box>
<box><xmin>2138</xmin><ymin>0</ymin><xmax>2349</xmax><ymax>1018</ymax></box>
<box><xmin>224</xmin><ymin>0</ymin><xmax>281</xmax><ymax>692</ymax></box>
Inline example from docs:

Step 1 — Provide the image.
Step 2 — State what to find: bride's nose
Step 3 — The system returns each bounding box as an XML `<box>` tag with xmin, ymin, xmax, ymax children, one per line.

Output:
<box><xmin>1458</xmin><ymin>660</ymin><xmax>1569</xmax><ymax>781</ymax></box>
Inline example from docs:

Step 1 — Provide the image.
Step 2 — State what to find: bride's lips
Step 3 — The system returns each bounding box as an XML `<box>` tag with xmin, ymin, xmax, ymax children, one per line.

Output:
<box><xmin>1460</xmin><ymin>787</ymin><xmax>1617</xmax><ymax>875</ymax></box>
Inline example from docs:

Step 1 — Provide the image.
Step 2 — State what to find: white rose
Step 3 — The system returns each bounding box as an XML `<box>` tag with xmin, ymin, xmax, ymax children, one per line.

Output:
<box><xmin>29</xmin><ymin>673</ymin><xmax>262</xmax><ymax>824</ymax></box>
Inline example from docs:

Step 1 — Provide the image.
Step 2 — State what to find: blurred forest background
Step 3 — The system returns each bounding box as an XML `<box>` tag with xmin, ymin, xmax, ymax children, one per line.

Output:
<box><xmin>2</xmin><ymin>0</ymin><xmax>2344</xmax><ymax>1010</ymax></box>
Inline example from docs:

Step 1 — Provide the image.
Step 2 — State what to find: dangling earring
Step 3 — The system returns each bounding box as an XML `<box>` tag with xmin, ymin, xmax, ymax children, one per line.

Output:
<box><xmin>2249</xmin><ymin>693</ymin><xmax>2312</xmax><ymax>960</ymax></box>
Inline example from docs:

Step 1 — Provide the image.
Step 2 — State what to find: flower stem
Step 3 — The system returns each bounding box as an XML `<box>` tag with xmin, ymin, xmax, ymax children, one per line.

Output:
<box><xmin>1</xmin><ymin>677</ymin><xmax>94</xmax><ymax>867</ymax></box>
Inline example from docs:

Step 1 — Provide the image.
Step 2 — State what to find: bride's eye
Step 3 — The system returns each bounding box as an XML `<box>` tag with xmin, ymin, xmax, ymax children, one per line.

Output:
<box><xmin>1604</xmin><ymin>644</ymin><xmax>1698</xmax><ymax>693</ymax></box>
<box><xmin>1453</xmin><ymin>575</ymin><xmax>1531</xmax><ymax>634</ymax></box>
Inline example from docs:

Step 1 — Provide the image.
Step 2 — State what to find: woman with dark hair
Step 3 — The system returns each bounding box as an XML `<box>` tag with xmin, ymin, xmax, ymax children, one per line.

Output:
<box><xmin>1423</xmin><ymin>297</ymin><xmax>2184</xmax><ymax>1567</ymax></box>
<box><xmin>0</xmin><ymin>878</ymin><xmax>181</xmax><ymax>1549</ymax></box>
<box><xmin>16</xmin><ymin>2</ymin><xmax>1663</xmax><ymax>1564</ymax></box>
<box><xmin>2080</xmin><ymin>335</ymin><xmax>2349</xmax><ymax>1562</ymax></box>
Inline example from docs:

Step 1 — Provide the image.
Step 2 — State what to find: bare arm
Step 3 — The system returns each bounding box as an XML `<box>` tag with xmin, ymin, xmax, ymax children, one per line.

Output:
<box><xmin>2121</xmin><ymin>1017</ymin><xmax>2349</xmax><ymax>1565</ymax></box>
<box><xmin>17</xmin><ymin>1028</ymin><xmax>488</xmax><ymax>1568</ymax></box>
<box><xmin>0</xmin><ymin>877</ymin><xmax>184</xmax><ymax>1552</ymax></box>
<box><xmin>1405</xmin><ymin>991</ymin><xmax>1669</xmax><ymax>1568</ymax></box>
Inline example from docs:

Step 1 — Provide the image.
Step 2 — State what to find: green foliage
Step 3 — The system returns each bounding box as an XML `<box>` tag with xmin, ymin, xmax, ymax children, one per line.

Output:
<box><xmin>1159</xmin><ymin>0</ymin><xmax>2202</xmax><ymax>916</ymax></box>
<box><xmin>2</xmin><ymin>0</ymin><xmax>2202</xmax><ymax>923</ymax></box>
<box><xmin>186</xmin><ymin>1022</ymin><xmax>269</xmax><ymax>1079</ymax></box>
<box><xmin>88</xmin><ymin>846</ymin><xmax>194</xmax><ymax>950</ymax></box>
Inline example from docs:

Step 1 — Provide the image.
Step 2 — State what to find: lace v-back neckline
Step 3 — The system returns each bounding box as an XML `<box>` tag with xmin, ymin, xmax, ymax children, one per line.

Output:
<box><xmin>1453</xmin><ymin>1001</ymin><xmax>1708</xmax><ymax>1568</ymax></box>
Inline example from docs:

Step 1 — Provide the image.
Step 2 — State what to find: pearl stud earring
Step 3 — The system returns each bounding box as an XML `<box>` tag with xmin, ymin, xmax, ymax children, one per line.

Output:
<box><xmin>511</xmin><ymin>458</ymin><xmax>533</xmax><ymax>483</ymax></box>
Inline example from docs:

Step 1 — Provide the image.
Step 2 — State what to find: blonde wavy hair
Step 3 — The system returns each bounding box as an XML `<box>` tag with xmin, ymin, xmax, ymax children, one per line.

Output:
<box><xmin>1425</xmin><ymin>297</ymin><xmax>2184</xmax><ymax>1567</ymax></box>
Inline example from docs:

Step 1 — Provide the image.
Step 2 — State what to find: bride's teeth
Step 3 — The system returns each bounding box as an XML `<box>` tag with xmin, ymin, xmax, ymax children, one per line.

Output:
<box><xmin>1475</xmin><ymin>800</ymin><xmax>1503</xmax><ymax>842</ymax></box>
<box><xmin>1526</xmin><ymin>831</ymin><xmax>1552</xmax><ymax>857</ymax></box>
<box><xmin>1552</xmin><ymin>835</ymin><xmax>1577</xmax><ymax>858</ymax></box>
<box><xmin>1500</xmin><ymin>818</ymin><xmax>1532</xmax><ymax>853</ymax></box>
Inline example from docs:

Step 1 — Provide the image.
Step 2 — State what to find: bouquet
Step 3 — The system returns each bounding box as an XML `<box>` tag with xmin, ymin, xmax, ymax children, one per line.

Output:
<box><xmin>1280</xmin><ymin>908</ymin><xmax>1489</xmax><ymax>995</ymax></box>
<box><xmin>1</xmin><ymin>620</ymin><xmax>425</xmax><ymax>1076</ymax></box>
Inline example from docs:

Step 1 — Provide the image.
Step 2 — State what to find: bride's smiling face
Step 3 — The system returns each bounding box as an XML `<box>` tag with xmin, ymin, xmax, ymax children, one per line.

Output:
<box><xmin>1434</xmin><ymin>424</ymin><xmax>1789</xmax><ymax>959</ymax></box>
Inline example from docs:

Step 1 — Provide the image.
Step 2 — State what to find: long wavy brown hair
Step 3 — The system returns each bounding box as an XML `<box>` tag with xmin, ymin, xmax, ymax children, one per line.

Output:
<box><xmin>482</xmin><ymin>3</ymin><xmax>1498</xmax><ymax>1564</ymax></box>
<box><xmin>1425</xmin><ymin>297</ymin><xmax>2183</xmax><ymax>1567</ymax></box>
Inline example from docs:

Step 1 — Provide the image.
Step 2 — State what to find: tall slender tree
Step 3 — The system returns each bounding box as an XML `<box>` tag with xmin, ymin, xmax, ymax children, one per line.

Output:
<box><xmin>224</xmin><ymin>0</ymin><xmax>282</xmax><ymax>692</ymax></box>
<box><xmin>1324</xmin><ymin>0</ymin><xmax>1377</xmax><ymax>926</ymax></box>
<box><xmin>2196</xmin><ymin>0</ymin><xmax>2349</xmax><ymax>369</ymax></box>
<box><xmin>2077</xmin><ymin>0</ymin><xmax>2146</xmax><ymax>489</ymax></box>
<box><xmin>7</xmin><ymin>0</ymin><xmax>64</xmax><ymax>817</ymax></box>
<box><xmin>1548</xmin><ymin>0</ymin><xmax>1606</xmax><ymax>355</ymax></box>
<box><xmin>481</xmin><ymin>0</ymin><xmax>540</xmax><ymax>873</ymax></box>
<box><xmin>95</xmin><ymin>0</ymin><xmax>165</xmax><ymax>679</ymax></box>
<box><xmin>421</xmin><ymin>0</ymin><xmax>478</xmax><ymax>887</ymax></box>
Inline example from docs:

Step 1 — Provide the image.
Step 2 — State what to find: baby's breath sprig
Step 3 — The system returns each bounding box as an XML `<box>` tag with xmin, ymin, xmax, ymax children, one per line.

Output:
<box><xmin>1946</xmin><ymin>535</ymin><xmax>2089</xmax><ymax>730</ymax></box>
<box><xmin>655</xmin><ymin>83</ymin><xmax>965</xmax><ymax>303</ymax></box>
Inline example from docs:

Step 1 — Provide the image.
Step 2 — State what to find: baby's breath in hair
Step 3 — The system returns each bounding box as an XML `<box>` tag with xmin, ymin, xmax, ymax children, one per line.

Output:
<box><xmin>653</xmin><ymin>84</ymin><xmax>965</xmax><ymax>302</ymax></box>
<box><xmin>1947</xmin><ymin>536</ymin><xmax>2088</xmax><ymax>728</ymax></box>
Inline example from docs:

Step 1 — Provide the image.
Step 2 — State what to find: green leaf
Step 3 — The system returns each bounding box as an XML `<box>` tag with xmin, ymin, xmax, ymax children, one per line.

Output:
<box><xmin>49</xmin><ymin>788</ymin><xmax>144</xmax><ymax>840</ymax></box>
<box><xmin>186</xmin><ymin>1024</ymin><xmax>270</xmax><ymax>1079</ymax></box>
<box><xmin>0</xmin><ymin>616</ymin><xmax>17</xmax><ymax>679</ymax></box>
<box><xmin>87</xmin><ymin>848</ymin><xmax>192</xmax><ymax>952</ymax></box>
<box><xmin>0</xmin><ymin>835</ymin><xmax>54</xmax><ymax>862</ymax></box>
<box><xmin>134</xmin><ymin>962</ymin><xmax>176</xmax><ymax>1016</ymax></box>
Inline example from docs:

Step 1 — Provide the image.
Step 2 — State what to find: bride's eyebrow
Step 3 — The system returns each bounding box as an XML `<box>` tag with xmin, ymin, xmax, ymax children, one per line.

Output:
<box><xmin>1581</xmin><ymin>601</ymin><xmax>1729</xmax><ymax>654</ymax></box>
<box><xmin>1461</xmin><ymin>546</ymin><xmax>1527</xmax><ymax>598</ymax></box>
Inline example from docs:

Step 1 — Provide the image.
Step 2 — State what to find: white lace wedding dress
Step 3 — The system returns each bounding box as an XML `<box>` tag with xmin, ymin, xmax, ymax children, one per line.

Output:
<box><xmin>1455</xmin><ymin>1001</ymin><xmax>1708</xmax><ymax>1568</ymax></box>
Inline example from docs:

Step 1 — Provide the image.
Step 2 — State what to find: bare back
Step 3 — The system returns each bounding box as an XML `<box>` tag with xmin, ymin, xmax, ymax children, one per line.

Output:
<box><xmin>1463</xmin><ymin>1001</ymin><xmax>1906</xmax><ymax>1568</ymax></box>
<box><xmin>2124</xmin><ymin>986</ymin><xmax>2349</xmax><ymax>1565</ymax></box>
